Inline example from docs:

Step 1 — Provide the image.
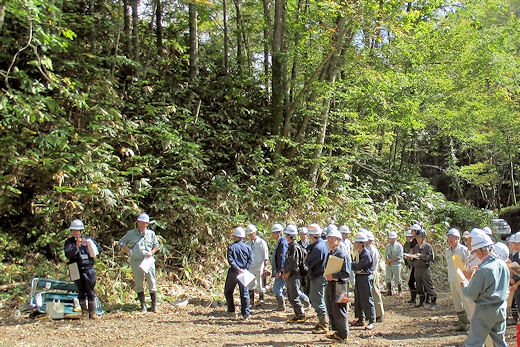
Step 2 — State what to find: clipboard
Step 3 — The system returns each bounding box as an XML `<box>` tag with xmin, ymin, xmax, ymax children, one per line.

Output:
<box><xmin>68</xmin><ymin>262</ymin><xmax>80</xmax><ymax>281</ymax></box>
<box><xmin>324</xmin><ymin>255</ymin><xmax>344</xmax><ymax>276</ymax></box>
<box><xmin>452</xmin><ymin>254</ymin><xmax>465</xmax><ymax>273</ymax></box>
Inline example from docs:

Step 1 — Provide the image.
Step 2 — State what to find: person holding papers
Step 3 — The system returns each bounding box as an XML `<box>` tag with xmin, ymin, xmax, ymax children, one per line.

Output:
<box><xmin>305</xmin><ymin>223</ymin><xmax>329</xmax><ymax>334</ymax></box>
<box><xmin>444</xmin><ymin>228</ymin><xmax>470</xmax><ymax>331</ymax></box>
<box><xmin>460</xmin><ymin>233</ymin><xmax>510</xmax><ymax>347</ymax></box>
<box><xmin>351</xmin><ymin>231</ymin><xmax>376</xmax><ymax>331</ymax></box>
<box><xmin>323</xmin><ymin>228</ymin><xmax>351</xmax><ymax>342</ymax></box>
<box><xmin>64</xmin><ymin>219</ymin><xmax>102</xmax><ymax>320</ymax></box>
<box><xmin>224</xmin><ymin>226</ymin><xmax>253</xmax><ymax>321</ymax></box>
<box><xmin>119</xmin><ymin>213</ymin><xmax>160</xmax><ymax>313</ymax></box>
<box><xmin>411</xmin><ymin>229</ymin><xmax>437</xmax><ymax>310</ymax></box>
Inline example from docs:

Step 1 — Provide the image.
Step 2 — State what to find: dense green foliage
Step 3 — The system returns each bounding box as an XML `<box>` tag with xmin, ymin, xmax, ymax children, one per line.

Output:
<box><xmin>0</xmin><ymin>0</ymin><xmax>518</xmax><ymax>300</ymax></box>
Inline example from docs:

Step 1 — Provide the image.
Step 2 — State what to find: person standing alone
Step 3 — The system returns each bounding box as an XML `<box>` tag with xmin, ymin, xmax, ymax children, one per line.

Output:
<box><xmin>245</xmin><ymin>224</ymin><xmax>269</xmax><ymax>307</ymax></box>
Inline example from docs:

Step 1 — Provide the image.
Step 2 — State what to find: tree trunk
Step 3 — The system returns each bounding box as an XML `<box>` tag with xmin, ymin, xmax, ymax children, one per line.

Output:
<box><xmin>156</xmin><ymin>0</ymin><xmax>163</xmax><ymax>56</ymax></box>
<box><xmin>89</xmin><ymin>0</ymin><xmax>96</xmax><ymax>54</ymax></box>
<box><xmin>188</xmin><ymin>2</ymin><xmax>198</xmax><ymax>79</ymax></box>
<box><xmin>131</xmin><ymin>0</ymin><xmax>140</xmax><ymax>61</ymax></box>
<box><xmin>262</xmin><ymin>0</ymin><xmax>272</xmax><ymax>98</ymax></box>
<box><xmin>0</xmin><ymin>3</ymin><xmax>5</xmax><ymax>33</ymax></box>
<box><xmin>223</xmin><ymin>0</ymin><xmax>229</xmax><ymax>75</ymax></box>
<box><xmin>123</xmin><ymin>0</ymin><xmax>132</xmax><ymax>57</ymax></box>
<box><xmin>234</xmin><ymin>0</ymin><xmax>243</xmax><ymax>74</ymax></box>
<box><xmin>271</xmin><ymin>0</ymin><xmax>287</xmax><ymax>145</ymax></box>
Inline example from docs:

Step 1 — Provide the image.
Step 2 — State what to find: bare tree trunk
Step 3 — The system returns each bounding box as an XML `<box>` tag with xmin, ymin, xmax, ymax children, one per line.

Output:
<box><xmin>271</xmin><ymin>0</ymin><xmax>287</xmax><ymax>145</ymax></box>
<box><xmin>89</xmin><ymin>0</ymin><xmax>96</xmax><ymax>54</ymax></box>
<box><xmin>123</xmin><ymin>0</ymin><xmax>132</xmax><ymax>56</ymax></box>
<box><xmin>0</xmin><ymin>3</ymin><xmax>5</xmax><ymax>33</ymax></box>
<box><xmin>156</xmin><ymin>0</ymin><xmax>163</xmax><ymax>56</ymax></box>
<box><xmin>111</xmin><ymin>0</ymin><xmax>123</xmax><ymax>79</ymax></box>
<box><xmin>262</xmin><ymin>0</ymin><xmax>272</xmax><ymax>98</ymax></box>
<box><xmin>223</xmin><ymin>0</ymin><xmax>229</xmax><ymax>74</ymax></box>
<box><xmin>234</xmin><ymin>0</ymin><xmax>243</xmax><ymax>74</ymax></box>
<box><xmin>131</xmin><ymin>0</ymin><xmax>140</xmax><ymax>61</ymax></box>
<box><xmin>188</xmin><ymin>2</ymin><xmax>198</xmax><ymax>79</ymax></box>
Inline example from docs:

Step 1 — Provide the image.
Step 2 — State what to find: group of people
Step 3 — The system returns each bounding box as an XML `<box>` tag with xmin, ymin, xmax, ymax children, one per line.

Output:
<box><xmin>64</xmin><ymin>213</ymin><xmax>160</xmax><ymax>319</ymax></box>
<box><xmin>224</xmin><ymin>222</ymin><xmax>514</xmax><ymax>346</ymax></box>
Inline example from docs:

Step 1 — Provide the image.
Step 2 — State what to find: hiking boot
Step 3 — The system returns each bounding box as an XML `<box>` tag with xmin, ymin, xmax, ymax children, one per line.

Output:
<box><xmin>312</xmin><ymin>324</ymin><xmax>328</xmax><ymax>334</ymax></box>
<box><xmin>351</xmin><ymin>319</ymin><xmax>364</xmax><ymax>327</ymax></box>
<box><xmin>326</xmin><ymin>332</ymin><xmax>346</xmax><ymax>342</ymax></box>
<box><xmin>243</xmin><ymin>314</ymin><xmax>250</xmax><ymax>321</ymax></box>
<box><xmin>286</xmin><ymin>315</ymin><xmax>306</xmax><ymax>323</ymax></box>
<box><xmin>226</xmin><ymin>311</ymin><xmax>238</xmax><ymax>319</ymax></box>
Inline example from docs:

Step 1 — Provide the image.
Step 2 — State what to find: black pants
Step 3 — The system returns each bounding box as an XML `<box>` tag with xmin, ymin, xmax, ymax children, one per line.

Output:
<box><xmin>325</xmin><ymin>281</ymin><xmax>349</xmax><ymax>339</ymax></box>
<box><xmin>407</xmin><ymin>267</ymin><xmax>416</xmax><ymax>291</ymax></box>
<box><xmin>415</xmin><ymin>267</ymin><xmax>435</xmax><ymax>296</ymax></box>
<box><xmin>224</xmin><ymin>269</ymin><xmax>250</xmax><ymax>317</ymax></box>
<box><xmin>75</xmin><ymin>267</ymin><xmax>97</xmax><ymax>301</ymax></box>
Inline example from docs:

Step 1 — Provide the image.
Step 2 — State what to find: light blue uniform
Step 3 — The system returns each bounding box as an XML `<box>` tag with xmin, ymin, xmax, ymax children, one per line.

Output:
<box><xmin>462</xmin><ymin>254</ymin><xmax>509</xmax><ymax>347</ymax></box>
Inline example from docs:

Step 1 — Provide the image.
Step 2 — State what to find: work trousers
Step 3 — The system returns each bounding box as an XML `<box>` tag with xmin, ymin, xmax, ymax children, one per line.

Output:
<box><xmin>354</xmin><ymin>273</ymin><xmax>375</xmax><ymax>323</ymax></box>
<box><xmin>75</xmin><ymin>267</ymin><xmax>97</xmax><ymax>302</ymax></box>
<box><xmin>465</xmin><ymin>302</ymin><xmax>507</xmax><ymax>347</ymax></box>
<box><xmin>286</xmin><ymin>274</ymin><xmax>304</xmax><ymax>316</ymax></box>
<box><xmin>272</xmin><ymin>276</ymin><xmax>286</xmax><ymax>297</ymax></box>
<box><xmin>131</xmin><ymin>258</ymin><xmax>157</xmax><ymax>293</ymax></box>
<box><xmin>415</xmin><ymin>266</ymin><xmax>436</xmax><ymax>297</ymax></box>
<box><xmin>250</xmin><ymin>266</ymin><xmax>266</xmax><ymax>294</ymax></box>
<box><xmin>309</xmin><ymin>276</ymin><xmax>327</xmax><ymax>318</ymax></box>
<box><xmin>325</xmin><ymin>281</ymin><xmax>349</xmax><ymax>340</ymax></box>
<box><xmin>385</xmin><ymin>265</ymin><xmax>402</xmax><ymax>286</ymax></box>
<box><xmin>372</xmin><ymin>270</ymin><xmax>385</xmax><ymax>318</ymax></box>
<box><xmin>224</xmin><ymin>269</ymin><xmax>250</xmax><ymax>317</ymax></box>
<box><xmin>449</xmin><ymin>281</ymin><xmax>465</xmax><ymax>313</ymax></box>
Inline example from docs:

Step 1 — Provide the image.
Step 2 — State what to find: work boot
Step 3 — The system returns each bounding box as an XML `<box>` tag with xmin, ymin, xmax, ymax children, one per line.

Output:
<box><xmin>137</xmin><ymin>292</ymin><xmax>147</xmax><ymax>312</ymax></box>
<box><xmin>80</xmin><ymin>300</ymin><xmax>88</xmax><ymax>318</ymax></box>
<box><xmin>249</xmin><ymin>290</ymin><xmax>255</xmax><ymax>308</ymax></box>
<box><xmin>256</xmin><ymin>293</ymin><xmax>265</xmax><ymax>307</ymax></box>
<box><xmin>312</xmin><ymin>315</ymin><xmax>329</xmax><ymax>334</ymax></box>
<box><xmin>415</xmin><ymin>295</ymin><xmax>425</xmax><ymax>308</ymax></box>
<box><xmin>397</xmin><ymin>284</ymin><xmax>402</xmax><ymax>297</ymax></box>
<box><xmin>385</xmin><ymin>283</ymin><xmax>392</xmax><ymax>296</ymax></box>
<box><xmin>275</xmin><ymin>296</ymin><xmax>286</xmax><ymax>312</ymax></box>
<box><xmin>150</xmin><ymin>292</ymin><xmax>158</xmax><ymax>313</ymax></box>
<box><xmin>407</xmin><ymin>290</ymin><xmax>417</xmax><ymax>304</ymax></box>
<box><xmin>456</xmin><ymin>312</ymin><xmax>469</xmax><ymax>331</ymax></box>
<box><xmin>425</xmin><ymin>293</ymin><xmax>430</xmax><ymax>305</ymax></box>
<box><xmin>88</xmin><ymin>299</ymin><xmax>100</xmax><ymax>320</ymax></box>
<box><xmin>429</xmin><ymin>296</ymin><xmax>437</xmax><ymax>310</ymax></box>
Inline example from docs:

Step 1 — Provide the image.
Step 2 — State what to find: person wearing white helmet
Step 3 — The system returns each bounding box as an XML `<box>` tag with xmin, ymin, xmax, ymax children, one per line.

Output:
<box><xmin>411</xmin><ymin>229</ymin><xmax>437</xmax><ymax>310</ymax></box>
<box><xmin>282</xmin><ymin>224</ymin><xmax>309</xmax><ymax>323</ymax></box>
<box><xmin>298</xmin><ymin>227</ymin><xmax>310</xmax><ymax>250</ymax></box>
<box><xmin>405</xmin><ymin>223</ymin><xmax>422</xmax><ymax>304</ymax></box>
<box><xmin>339</xmin><ymin>225</ymin><xmax>355</xmax><ymax>287</ymax></box>
<box><xmin>323</xmin><ymin>228</ymin><xmax>351</xmax><ymax>342</ymax></box>
<box><xmin>507</xmin><ymin>232</ymin><xmax>520</xmax><ymax>324</ymax></box>
<box><xmin>460</xmin><ymin>233</ymin><xmax>509</xmax><ymax>347</ymax></box>
<box><xmin>363</xmin><ymin>229</ymin><xmax>384</xmax><ymax>322</ymax></box>
<box><xmin>385</xmin><ymin>231</ymin><xmax>403</xmax><ymax>297</ymax></box>
<box><xmin>351</xmin><ymin>231</ymin><xmax>376</xmax><ymax>330</ymax></box>
<box><xmin>119</xmin><ymin>213</ymin><xmax>160</xmax><ymax>313</ymax></box>
<box><xmin>445</xmin><ymin>227</ymin><xmax>470</xmax><ymax>331</ymax></box>
<box><xmin>64</xmin><ymin>219</ymin><xmax>102</xmax><ymax>320</ymax></box>
<box><xmin>271</xmin><ymin>223</ymin><xmax>288</xmax><ymax>311</ymax></box>
<box><xmin>223</xmin><ymin>226</ymin><xmax>253</xmax><ymax>320</ymax></box>
<box><xmin>402</xmin><ymin>229</ymin><xmax>416</xmax><ymax>303</ymax></box>
<box><xmin>304</xmin><ymin>223</ymin><xmax>329</xmax><ymax>334</ymax></box>
<box><xmin>245</xmin><ymin>224</ymin><xmax>269</xmax><ymax>307</ymax></box>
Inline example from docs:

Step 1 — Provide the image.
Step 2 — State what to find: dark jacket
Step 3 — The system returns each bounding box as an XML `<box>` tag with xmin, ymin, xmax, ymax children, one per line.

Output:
<box><xmin>64</xmin><ymin>236</ymin><xmax>101</xmax><ymax>271</ymax></box>
<box><xmin>227</xmin><ymin>240</ymin><xmax>253</xmax><ymax>272</ymax></box>
<box><xmin>284</xmin><ymin>241</ymin><xmax>305</xmax><ymax>277</ymax></box>
<box><xmin>274</xmin><ymin>237</ymin><xmax>288</xmax><ymax>273</ymax></box>
<box><xmin>326</xmin><ymin>247</ymin><xmax>350</xmax><ymax>281</ymax></box>
<box><xmin>351</xmin><ymin>247</ymin><xmax>373</xmax><ymax>275</ymax></box>
<box><xmin>305</xmin><ymin>238</ymin><xmax>328</xmax><ymax>280</ymax></box>
<box><xmin>412</xmin><ymin>242</ymin><xmax>435</xmax><ymax>269</ymax></box>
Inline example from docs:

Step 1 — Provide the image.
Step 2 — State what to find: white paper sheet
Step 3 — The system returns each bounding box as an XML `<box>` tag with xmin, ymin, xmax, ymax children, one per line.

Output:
<box><xmin>139</xmin><ymin>256</ymin><xmax>155</xmax><ymax>274</ymax></box>
<box><xmin>68</xmin><ymin>262</ymin><xmax>80</xmax><ymax>281</ymax></box>
<box><xmin>86</xmin><ymin>239</ymin><xmax>99</xmax><ymax>258</ymax></box>
<box><xmin>237</xmin><ymin>269</ymin><xmax>256</xmax><ymax>287</ymax></box>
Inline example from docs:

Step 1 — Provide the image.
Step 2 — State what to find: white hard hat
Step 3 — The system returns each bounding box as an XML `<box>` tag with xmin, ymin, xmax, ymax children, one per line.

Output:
<box><xmin>404</xmin><ymin>229</ymin><xmax>413</xmax><ymax>237</ymax></box>
<box><xmin>339</xmin><ymin>225</ymin><xmax>351</xmax><ymax>234</ymax></box>
<box><xmin>69</xmin><ymin>219</ymin><xmax>84</xmax><ymax>230</ymax></box>
<box><xmin>327</xmin><ymin>228</ymin><xmax>342</xmax><ymax>240</ymax></box>
<box><xmin>509</xmin><ymin>232</ymin><xmax>520</xmax><ymax>243</ymax></box>
<box><xmin>362</xmin><ymin>229</ymin><xmax>375</xmax><ymax>241</ymax></box>
<box><xmin>446</xmin><ymin>228</ymin><xmax>460</xmax><ymax>238</ymax></box>
<box><xmin>246</xmin><ymin>224</ymin><xmax>257</xmax><ymax>235</ymax></box>
<box><xmin>469</xmin><ymin>228</ymin><xmax>485</xmax><ymax>238</ymax></box>
<box><xmin>471</xmin><ymin>233</ymin><xmax>493</xmax><ymax>250</ymax></box>
<box><xmin>307</xmin><ymin>223</ymin><xmax>322</xmax><ymax>235</ymax></box>
<box><xmin>137</xmin><ymin>213</ymin><xmax>150</xmax><ymax>223</ymax></box>
<box><xmin>388</xmin><ymin>231</ymin><xmax>397</xmax><ymax>239</ymax></box>
<box><xmin>271</xmin><ymin>223</ymin><xmax>284</xmax><ymax>233</ymax></box>
<box><xmin>326</xmin><ymin>224</ymin><xmax>339</xmax><ymax>234</ymax></box>
<box><xmin>284</xmin><ymin>224</ymin><xmax>298</xmax><ymax>235</ymax></box>
<box><xmin>232</xmin><ymin>226</ymin><xmax>246</xmax><ymax>238</ymax></box>
<box><xmin>353</xmin><ymin>232</ymin><xmax>368</xmax><ymax>243</ymax></box>
<box><xmin>299</xmin><ymin>227</ymin><xmax>308</xmax><ymax>235</ymax></box>
<box><xmin>410</xmin><ymin>223</ymin><xmax>422</xmax><ymax>231</ymax></box>
<box><xmin>482</xmin><ymin>226</ymin><xmax>492</xmax><ymax>236</ymax></box>
<box><xmin>494</xmin><ymin>242</ymin><xmax>510</xmax><ymax>261</ymax></box>
<box><xmin>463</xmin><ymin>231</ymin><xmax>470</xmax><ymax>239</ymax></box>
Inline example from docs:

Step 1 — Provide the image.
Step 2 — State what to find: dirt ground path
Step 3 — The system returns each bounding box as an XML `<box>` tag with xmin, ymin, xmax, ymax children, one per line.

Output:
<box><xmin>0</xmin><ymin>290</ymin><xmax>517</xmax><ymax>347</ymax></box>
